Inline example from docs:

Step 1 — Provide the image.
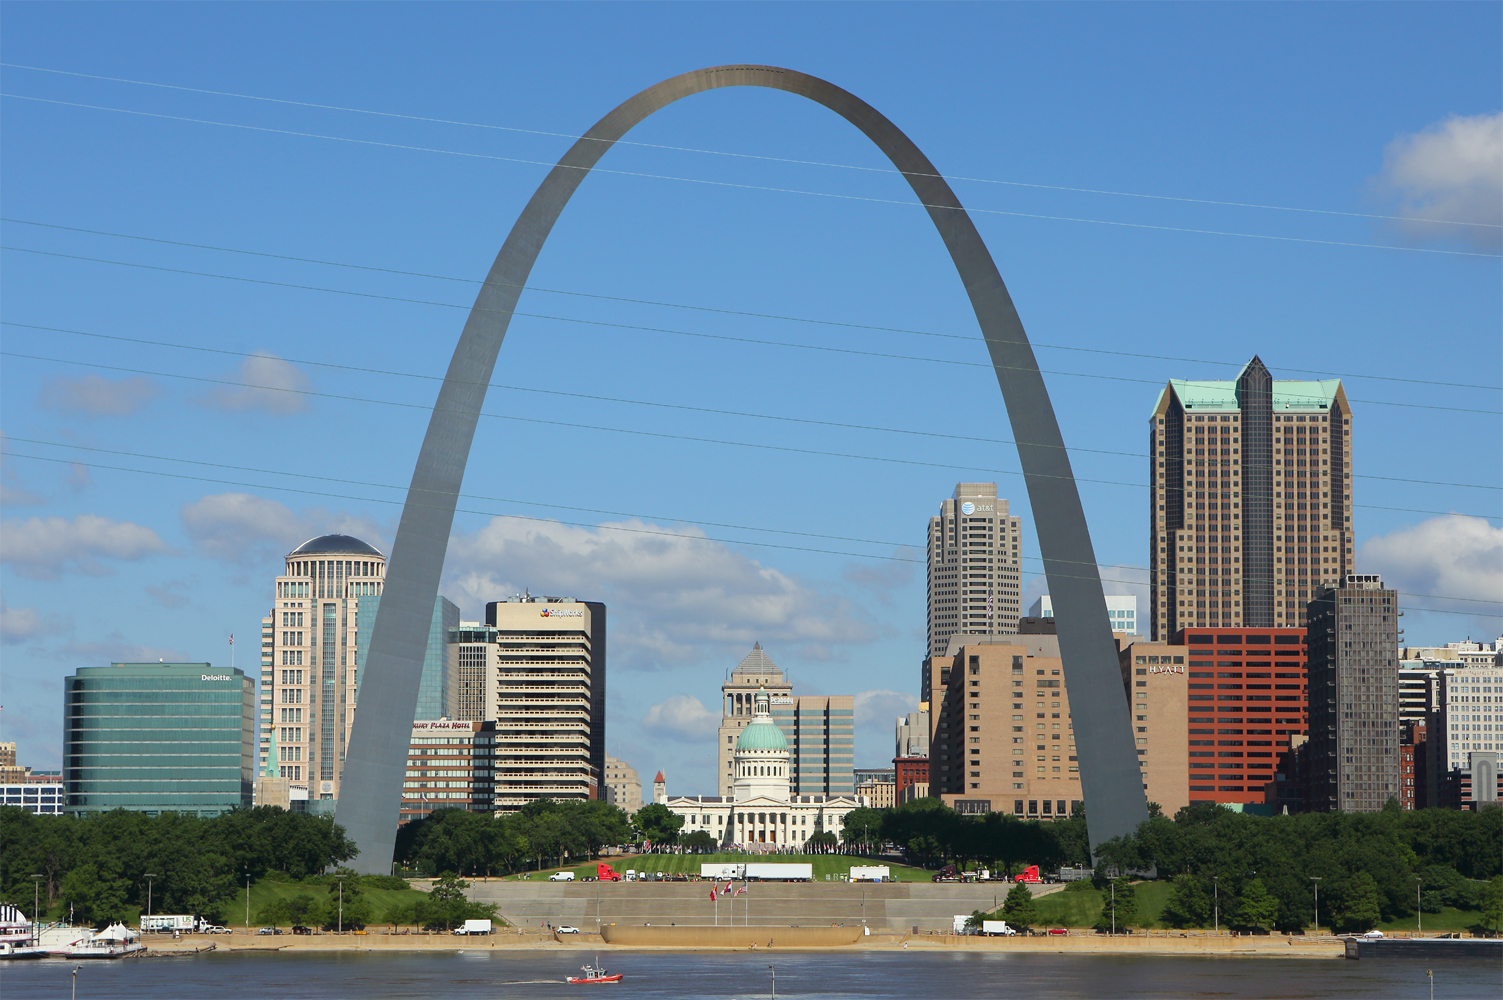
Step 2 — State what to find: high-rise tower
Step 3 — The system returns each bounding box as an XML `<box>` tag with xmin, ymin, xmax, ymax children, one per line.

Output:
<box><xmin>262</xmin><ymin>534</ymin><xmax>387</xmax><ymax>806</ymax></box>
<box><xmin>926</xmin><ymin>483</ymin><xmax>1023</xmax><ymax>659</ymax></box>
<box><xmin>1148</xmin><ymin>358</ymin><xmax>1353</xmax><ymax>641</ymax></box>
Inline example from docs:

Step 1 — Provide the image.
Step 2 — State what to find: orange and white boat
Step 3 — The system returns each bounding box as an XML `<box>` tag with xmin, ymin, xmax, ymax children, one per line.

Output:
<box><xmin>567</xmin><ymin>959</ymin><xmax>623</xmax><ymax>984</ymax></box>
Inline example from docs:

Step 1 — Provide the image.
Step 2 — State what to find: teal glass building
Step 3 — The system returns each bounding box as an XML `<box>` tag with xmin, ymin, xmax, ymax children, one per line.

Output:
<box><xmin>63</xmin><ymin>662</ymin><xmax>254</xmax><ymax>817</ymax></box>
<box><xmin>354</xmin><ymin>594</ymin><xmax>459</xmax><ymax>721</ymax></box>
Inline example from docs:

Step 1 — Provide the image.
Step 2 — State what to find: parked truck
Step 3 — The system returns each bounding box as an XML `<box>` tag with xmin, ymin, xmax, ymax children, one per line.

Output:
<box><xmin>140</xmin><ymin>915</ymin><xmax>197</xmax><ymax>934</ymax></box>
<box><xmin>700</xmin><ymin>863</ymin><xmax>745</xmax><ymax>880</ymax></box>
<box><xmin>1014</xmin><ymin>865</ymin><xmax>1042</xmax><ymax>884</ymax></box>
<box><xmin>596</xmin><ymin>863</ymin><xmax>623</xmax><ymax>882</ymax></box>
<box><xmin>981</xmin><ymin>920</ymin><xmax>1018</xmax><ymax>936</ymax></box>
<box><xmin>848</xmin><ymin>866</ymin><xmax>890</xmax><ymax>882</ymax></box>
<box><xmin>453</xmin><ymin>919</ymin><xmax>492</xmax><ymax>936</ymax></box>
<box><xmin>742</xmin><ymin>863</ymin><xmax>813</xmax><ymax>881</ymax></box>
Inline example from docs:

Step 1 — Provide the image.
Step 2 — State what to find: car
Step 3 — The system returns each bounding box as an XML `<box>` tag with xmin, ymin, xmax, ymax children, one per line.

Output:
<box><xmin>1360</xmin><ymin>930</ymin><xmax>1385</xmax><ymax>939</ymax></box>
<box><xmin>257</xmin><ymin>927</ymin><xmax>283</xmax><ymax>936</ymax></box>
<box><xmin>555</xmin><ymin>925</ymin><xmax>581</xmax><ymax>934</ymax></box>
<box><xmin>291</xmin><ymin>926</ymin><xmax>313</xmax><ymax>936</ymax></box>
<box><xmin>1047</xmin><ymin>928</ymin><xmax>1069</xmax><ymax>936</ymax></box>
<box><xmin>549</xmin><ymin>871</ymin><xmax>576</xmax><ymax>882</ymax></box>
<box><xmin>201</xmin><ymin>925</ymin><xmax>231</xmax><ymax>935</ymax></box>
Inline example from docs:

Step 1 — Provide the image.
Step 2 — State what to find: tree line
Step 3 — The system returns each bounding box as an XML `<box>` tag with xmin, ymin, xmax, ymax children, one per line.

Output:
<box><xmin>0</xmin><ymin>806</ymin><xmax>357</xmax><ymax>927</ymax></box>
<box><xmin>1093</xmin><ymin>801</ymin><xmax>1503</xmax><ymax>933</ymax></box>
<box><xmin>839</xmin><ymin>798</ymin><xmax>1094</xmax><ymax>872</ymax></box>
<box><xmin>394</xmin><ymin>799</ymin><xmax>633</xmax><ymax>876</ymax></box>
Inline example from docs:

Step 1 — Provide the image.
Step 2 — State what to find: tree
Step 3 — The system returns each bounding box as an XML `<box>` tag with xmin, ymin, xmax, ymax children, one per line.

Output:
<box><xmin>807</xmin><ymin>831</ymin><xmax>838</xmax><ymax>854</ymax></box>
<box><xmin>1480</xmin><ymin>875</ymin><xmax>1502</xmax><ymax>933</ymax></box>
<box><xmin>841</xmin><ymin>808</ymin><xmax>884</xmax><ymax>853</ymax></box>
<box><xmin>1001</xmin><ymin>881</ymin><xmax>1038</xmax><ymax>929</ymax></box>
<box><xmin>632</xmin><ymin>804</ymin><xmax>683</xmax><ymax>848</ymax></box>
<box><xmin>1330</xmin><ymin>872</ymin><xmax>1382</xmax><ymax>934</ymax></box>
<box><xmin>1095</xmin><ymin>878</ymin><xmax>1137</xmax><ymax>933</ymax></box>
<box><xmin>58</xmin><ymin>861</ymin><xmax>129</xmax><ymax>928</ymax></box>
<box><xmin>1233</xmin><ymin>878</ymin><xmax>1278</xmax><ymax>931</ymax></box>
<box><xmin>1161</xmin><ymin>873</ymin><xmax>1212</xmax><ymax>928</ymax></box>
<box><xmin>680</xmin><ymin>831</ymin><xmax>717</xmax><ymax>853</ymax></box>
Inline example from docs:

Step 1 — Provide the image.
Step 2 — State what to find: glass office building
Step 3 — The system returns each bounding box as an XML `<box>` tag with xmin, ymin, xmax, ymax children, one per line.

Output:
<box><xmin>353</xmin><ymin>594</ymin><xmax>459</xmax><ymax>722</ymax></box>
<box><xmin>63</xmin><ymin>662</ymin><xmax>254</xmax><ymax>817</ymax></box>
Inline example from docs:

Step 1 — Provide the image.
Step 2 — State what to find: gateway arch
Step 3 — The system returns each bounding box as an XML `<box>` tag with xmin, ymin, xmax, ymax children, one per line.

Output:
<box><xmin>337</xmin><ymin>65</ymin><xmax>1148</xmax><ymax>871</ymax></box>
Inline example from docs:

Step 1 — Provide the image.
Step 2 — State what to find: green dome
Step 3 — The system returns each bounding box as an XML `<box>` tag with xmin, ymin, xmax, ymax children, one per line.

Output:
<box><xmin>736</xmin><ymin>718</ymin><xmax>788</xmax><ymax>752</ymax></box>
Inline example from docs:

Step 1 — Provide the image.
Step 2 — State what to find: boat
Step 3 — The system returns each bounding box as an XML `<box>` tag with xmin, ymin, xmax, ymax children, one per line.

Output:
<box><xmin>37</xmin><ymin>924</ymin><xmax>95</xmax><ymax>955</ymax></box>
<box><xmin>68</xmin><ymin>922</ymin><xmax>146</xmax><ymax>958</ymax></box>
<box><xmin>0</xmin><ymin>905</ymin><xmax>46</xmax><ymax>960</ymax></box>
<box><xmin>567</xmin><ymin>958</ymin><xmax>623</xmax><ymax>984</ymax></box>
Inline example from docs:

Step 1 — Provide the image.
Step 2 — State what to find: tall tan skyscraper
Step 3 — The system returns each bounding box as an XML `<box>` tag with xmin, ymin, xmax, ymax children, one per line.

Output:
<box><xmin>262</xmin><ymin>534</ymin><xmax>387</xmax><ymax>805</ymax></box>
<box><xmin>926</xmin><ymin>483</ymin><xmax>1023</xmax><ymax>659</ymax></box>
<box><xmin>1148</xmin><ymin>358</ymin><xmax>1353</xmax><ymax>641</ymax></box>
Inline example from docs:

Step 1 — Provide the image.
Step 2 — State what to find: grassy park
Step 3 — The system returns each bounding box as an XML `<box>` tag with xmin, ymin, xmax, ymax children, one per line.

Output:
<box><xmin>506</xmin><ymin>853</ymin><xmax>935</xmax><ymax>882</ymax></box>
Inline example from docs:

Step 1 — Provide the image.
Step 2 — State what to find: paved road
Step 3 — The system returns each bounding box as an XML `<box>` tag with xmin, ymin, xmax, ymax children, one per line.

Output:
<box><xmin>467</xmin><ymin>881</ymin><xmax>1064</xmax><ymax>934</ymax></box>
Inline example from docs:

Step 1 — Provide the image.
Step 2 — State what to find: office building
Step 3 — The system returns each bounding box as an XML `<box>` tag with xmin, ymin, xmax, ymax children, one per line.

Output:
<box><xmin>603</xmin><ymin>755</ymin><xmax>642</xmax><ymax>813</ymax></box>
<box><xmin>1148</xmin><ymin>358</ymin><xmax>1354</xmax><ymax>641</ymax></box>
<box><xmin>1405</xmin><ymin>639</ymin><xmax>1502</xmax><ymax>668</ymax></box>
<box><xmin>261</xmin><ymin>533</ymin><xmax>387</xmax><ymax>804</ymax></box>
<box><xmin>856</xmin><ymin>775</ymin><xmax>896</xmax><ymax>809</ymax></box>
<box><xmin>928</xmin><ymin>634</ymin><xmax>1083</xmax><ymax>821</ymax></box>
<box><xmin>1306</xmin><ymin>575</ymin><xmax>1400</xmax><ymax>812</ymax></box>
<box><xmin>716</xmin><ymin>643</ymin><xmax>855</xmax><ymax>797</ymax></box>
<box><xmin>895</xmin><ymin>709</ymin><xmax>930</xmax><ymax>758</ymax></box>
<box><xmin>893</xmin><ymin>756</ymin><xmax>930</xmax><ymax>800</ymax></box>
<box><xmin>1117</xmin><ymin>638</ymin><xmax>1191</xmax><ymax>818</ymax></box>
<box><xmin>1422</xmin><ymin>663</ymin><xmax>1503</xmax><ymax>808</ymax></box>
<box><xmin>926</xmin><ymin>483</ymin><xmax>1023</xmax><ymax>659</ymax></box>
<box><xmin>1030</xmin><ymin>594</ymin><xmax>1139</xmax><ymax>637</ymax></box>
<box><xmin>1400</xmin><ymin>721</ymin><xmax>1426</xmax><ymax>810</ymax></box>
<box><xmin>354</xmin><ymin>594</ymin><xmax>460</xmax><ymax>722</ymax></box>
<box><xmin>2</xmin><ymin>778</ymin><xmax>64</xmax><ymax>815</ymax></box>
<box><xmin>661</xmin><ymin>689</ymin><xmax>867</xmax><ymax>847</ymax></box>
<box><xmin>0</xmin><ymin>742</ymin><xmax>26</xmax><ymax>783</ymax></box>
<box><xmin>63</xmin><ymin>662</ymin><xmax>254</xmax><ymax>816</ymax></box>
<box><xmin>400</xmin><ymin>719</ymin><xmax>495</xmax><ymax>824</ymax></box>
<box><xmin>455</xmin><ymin>595</ymin><xmax>607</xmax><ymax>810</ymax></box>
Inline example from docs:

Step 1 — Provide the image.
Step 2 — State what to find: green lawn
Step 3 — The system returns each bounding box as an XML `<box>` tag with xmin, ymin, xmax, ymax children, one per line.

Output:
<box><xmin>505</xmin><ymin>853</ymin><xmax>934</xmax><ymax>883</ymax></box>
<box><xmin>237</xmin><ymin>878</ymin><xmax>433</xmax><ymax>928</ymax></box>
<box><xmin>1024</xmin><ymin>881</ymin><xmax>1173</xmax><ymax>928</ymax></box>
<box><xmin>1378</xmin><ymin>907</ymin><xmax>1492</xmax><ymax>934</ymax></box>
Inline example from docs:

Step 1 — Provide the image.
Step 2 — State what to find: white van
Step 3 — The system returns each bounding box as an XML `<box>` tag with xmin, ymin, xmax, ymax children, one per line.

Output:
<box><xmin>548</xmin><ymin>871</ymin><xmax>576</xmax><ymax>882</ymax></box>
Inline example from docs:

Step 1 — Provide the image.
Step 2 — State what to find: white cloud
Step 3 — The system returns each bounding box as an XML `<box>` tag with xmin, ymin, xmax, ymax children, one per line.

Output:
<box><xmin>38</xmin><ymin>374</ymin><xmax>160</xmax><ymax>417</ymax></box>
<box><xmin>1359</xmin><ymin>515</ymin><xmax>1503</xmax><ymax>619</ymax></box>
<box><xmin>641</xmin><ymin>694</ymin><xmax>720</xmax><ymax>743</ymax></box>
<box><xmin>854</xmin><ymin>688</ymin><xmax>917</xmax><ymax>728</ymax></box>
<box><xmin>0</xmin><ymin>514</ymin><xmax>168</xmax><ymax>579</ymax></box>
<box><xmin>0</xmin><ymin>431</ymin><xmax>46</xmax><ymax>506</ymax></box>
<box><xmin>1</xmin><ymin>603</ymin><xmax>66</xmax><ymax>644</ymax></box>
<box><xmin>180</xmin><ymin>492</ymin><xmax>387</xmax><ymax>564</ymax></box>
<box><xmin>200</xmin><ymin>353</ymin><xmax>312</xmax><ymax>415</ymax></box>
<box><xmin>1376</xmin><ymin>111</ymin><xmax>1503</xmax><ymax>251</ymax></box>
<box><xmin>442</xmin><ymin>516</ymin><xmax>874</xmax><ymax>670</ymax></box>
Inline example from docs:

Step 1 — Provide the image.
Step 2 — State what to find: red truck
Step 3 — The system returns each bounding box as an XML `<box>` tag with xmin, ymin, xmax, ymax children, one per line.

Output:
<box><xmin>596</xmin><ymin>863</ymin><xmax>623</xmax><ymax>882</ymax></box>
<box><xmin>1015</xmin><ymin>865</ymin><xmax>1042</xmax><ymax>884</ymax></box>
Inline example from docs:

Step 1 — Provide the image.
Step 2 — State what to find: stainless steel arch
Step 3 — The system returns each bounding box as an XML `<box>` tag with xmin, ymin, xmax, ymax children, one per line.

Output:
<box><xmin>337</xmin><ymin>65</ymin><xmax>1147</xmax><ymax>871</ymax></box>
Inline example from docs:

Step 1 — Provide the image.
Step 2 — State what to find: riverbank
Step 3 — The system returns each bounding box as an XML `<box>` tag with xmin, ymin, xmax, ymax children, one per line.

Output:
<box><xmin>132</xmin><ymin>927</ymin><xmax>1355</xmax><ymax>959</ymax></box>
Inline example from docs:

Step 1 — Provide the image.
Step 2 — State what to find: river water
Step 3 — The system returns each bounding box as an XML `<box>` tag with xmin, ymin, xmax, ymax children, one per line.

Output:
<box><xmin>3</xmin><ymin>950</ymin><xmax>1496</xmax><ymax>999</ymax></box>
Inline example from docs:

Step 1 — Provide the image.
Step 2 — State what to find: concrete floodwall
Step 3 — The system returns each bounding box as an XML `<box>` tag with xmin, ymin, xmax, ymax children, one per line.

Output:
<box><xmin>600</xmin><ymin>925</ymin><xmax>862</xmax><ymax>948</ymax></box>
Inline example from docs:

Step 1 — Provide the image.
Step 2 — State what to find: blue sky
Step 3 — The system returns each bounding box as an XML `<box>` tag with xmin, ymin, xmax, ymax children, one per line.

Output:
<box><xmin>2</xmin><ymin>3</ymin><xmax>1499</xmax><ymax>792</ymax></box>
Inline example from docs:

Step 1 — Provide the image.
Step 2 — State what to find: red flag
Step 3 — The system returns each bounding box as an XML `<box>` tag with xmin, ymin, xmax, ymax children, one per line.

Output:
<box><xmin>709</xmin><ymin>889</ymin><xmax>717</xmax><ymax>902</ymax></box>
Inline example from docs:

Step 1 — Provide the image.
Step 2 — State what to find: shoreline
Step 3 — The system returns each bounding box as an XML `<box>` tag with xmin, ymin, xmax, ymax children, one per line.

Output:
<box><xmin>124</xmin><ymin>929</ymin><xmax>1358</xmax><ymax>960</ymax></box>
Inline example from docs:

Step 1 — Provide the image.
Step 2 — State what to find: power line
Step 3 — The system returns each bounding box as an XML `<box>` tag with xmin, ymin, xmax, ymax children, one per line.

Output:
<box><xmin>4</xmin><ymin>61</ymin><xmax>1497</xmax><ymax>232</ymax></box>
<box><xmin>4</xmin><ymin>350</ymin><xmax>1498</xmax><ymax>520</ymax></box>
<box><xmin>5</xmin><ymin>443</ymin><xmax>1496</xmax><ymax>617</ymax></box>
<box><xmin>4</xmin><ymin>90</ymin><xmax>1499</xmax><ymax>261</ymax></box>
<box><xmin>6</xmin><ymin>320</ymin><xmax>1498</xmax><ymax>494</ymax></box>
<box><xmin>6</xmin><ymin>244</ymin><xmax>1497</xmax><ymax>417</ymax></box>
<box><xmin>6</xmin><ymin>217</ymin><xmax>1497</xmax><ymax>394</ymax></box>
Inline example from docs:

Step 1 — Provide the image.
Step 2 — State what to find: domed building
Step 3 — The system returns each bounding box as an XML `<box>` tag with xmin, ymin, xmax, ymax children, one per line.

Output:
<box><xmin>659</xmin><ymin>688</ymin><xmax>867</xmax><ymax>849</ymax></box>
<box><xmin>260</xmin><ymin>534</ymin><xmax>390</xmax><ymax>807</ymax></box>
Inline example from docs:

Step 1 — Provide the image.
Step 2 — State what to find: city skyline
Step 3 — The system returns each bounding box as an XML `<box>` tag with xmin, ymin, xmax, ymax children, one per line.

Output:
<box><xmin>2</xmin><ymin>4</ymin><xmax>1499</xmax><ymax>796</ymax></box>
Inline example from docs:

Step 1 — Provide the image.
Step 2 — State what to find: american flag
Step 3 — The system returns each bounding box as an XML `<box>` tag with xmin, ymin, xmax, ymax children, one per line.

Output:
<box><xmin>733</xmin><ymin>884</ymin><xmax>748</xmax><ymax>897</ymax></box>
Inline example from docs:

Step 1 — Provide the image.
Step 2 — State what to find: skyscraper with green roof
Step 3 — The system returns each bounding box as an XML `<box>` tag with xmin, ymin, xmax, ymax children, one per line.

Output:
<box><xmin>1148</xmin><ymin>357</ymin><xmax>1353</xmax><ymax>641</ymax></box>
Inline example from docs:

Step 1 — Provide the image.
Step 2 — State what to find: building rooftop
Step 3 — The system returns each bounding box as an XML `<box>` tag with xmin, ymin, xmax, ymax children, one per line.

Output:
<box><xmin>289</xmin><ymin>533</ymin><xmax>383</xmax><ymax>557</ymax></box>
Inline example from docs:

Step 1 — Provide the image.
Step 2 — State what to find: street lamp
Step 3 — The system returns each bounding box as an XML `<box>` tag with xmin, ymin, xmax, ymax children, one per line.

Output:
<box><xmin>769</xmin><ymin>964</ymin><xmax>776</xmax><ymax>1000</ymax></box>
<box><xmin>1111</xmin><ymin>880</ymin><xmax>1117</xmax><ymax>936</ymax></box>
<box><xmin>30</xmin><ymin>875</ymin><xmax>43</xmax><ymax>933</ymax></box>
<box><xmin>335</xmin><ymin>874</ymin><xmax>347</xmax><ymax>933</ymax></box>
<box><xmin>143</xmin><ymin>873</ymin><xmax>159</xmax><ymax>927</ymax></box>
<box><xmin>245</xmin><ymin>870</ymin><xmax>252</xmax><ymax>930</ymax></box>
<box><xmin>1212</xmin><ymin>876</ymin><xmax>1219</xmax><ymax>935</ymax></box>
<box><xmin>1310</xmin><ymin>877</ymin><xmax>1322</xmax><ymax>937</ymax></box>
<box><xmin>1415</xmin><ymin>876</ymin><xmax>1423</xmax><ymax>937</ymax></box>
<box><xmin>71</xmin><ymin>965</ymin><xmax>81</xmax><ymax>1000</ymax></box>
